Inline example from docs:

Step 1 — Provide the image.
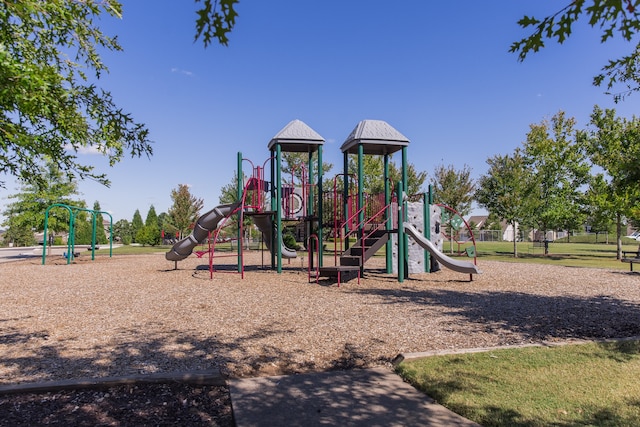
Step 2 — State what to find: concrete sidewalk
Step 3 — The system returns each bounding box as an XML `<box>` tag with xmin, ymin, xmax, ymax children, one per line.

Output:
<box><xmin>0</xmin><ymin>365</ymin><xmax>479</xmax><ymax>425</ymax></box>
<box><xmin>229</xmin><ymin>367</ymin><xmax>479</xmax><ymax>426</ymax></box>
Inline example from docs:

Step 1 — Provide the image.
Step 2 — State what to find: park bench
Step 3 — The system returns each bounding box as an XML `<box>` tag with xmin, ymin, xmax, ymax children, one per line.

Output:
<box><xmin>621</xmin><ymin>251</ymin><xmax>640</xmax><ymax>271</ymax></box>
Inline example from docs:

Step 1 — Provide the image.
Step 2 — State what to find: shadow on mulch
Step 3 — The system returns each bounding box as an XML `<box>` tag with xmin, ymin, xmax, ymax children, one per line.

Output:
<box><xmin>0</xmin><ymin>383</ymin><xmax>234</xmax><ymax>427</ymax></box>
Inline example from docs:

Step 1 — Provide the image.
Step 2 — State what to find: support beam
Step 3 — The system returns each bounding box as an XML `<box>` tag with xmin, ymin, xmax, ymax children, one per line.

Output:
<box><xmin>384</xmin><ymin>154</ymin><xmax>392</xmax><ymax>274</ymax></box>
<box><xmin>397</xmin><ymin>181</ymin><xmax>405</xmax><ymax>283</ymax></box>
<box><xmin>276</xmin><ymin>144</ymin><xmax>282</xmax><ymax>273</ymax></box>
<box><xmin>317</xmin><ymin>146</ymin><xmax>324</xmax><ymax>266</ymax></box>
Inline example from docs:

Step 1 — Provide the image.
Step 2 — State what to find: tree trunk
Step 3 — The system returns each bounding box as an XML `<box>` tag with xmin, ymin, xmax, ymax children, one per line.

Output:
<box><xmin>616</xmin><ymin>213</ymin><xmax>622</xmax><ymax>260</ymax></box>
<box><xmin>448</xmin><ymin>224</ymin><xmax>454</xmax><ymax>254</ymax></box>
<box><xmin>511</xmin><ymin>221</ymin><xmax>518</xmax><ymax>258</ymax></box>
<box><xmin>543</xmin><ymin>229</ymin><xmax>549</xmax><ymax>256</ymax></box>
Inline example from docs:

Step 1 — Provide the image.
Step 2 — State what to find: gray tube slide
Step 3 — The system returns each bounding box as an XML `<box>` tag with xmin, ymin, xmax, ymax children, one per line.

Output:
<box><xmin>404</xmin><ymin>223</ymin><xmax>481</xmax><ymax>275</ymax></box>
<box><xmin>252</xmin><ymin>214</ymin><xmax>297</xmax><ymax>259</ymax></box>
<box><xmin>165</xmin><ymin>202</ymin><xmax>241</xmax><ymax>261</ymax></box>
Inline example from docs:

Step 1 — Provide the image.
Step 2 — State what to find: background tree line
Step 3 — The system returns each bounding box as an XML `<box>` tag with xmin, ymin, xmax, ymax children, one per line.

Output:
<box><xmin>3</xmin><ymin>104</ymin><xmax>639</xmax><ymax>262</ymax></box>
<box><xmin>106</xmin><ymin>183</ymin><xmax>204</xmax><ymax>246</ymax></box>
<box><xmin>476</xmin><ymin>107</ymin><xmax>640</xmax><ymax>258</ymax></box>
<box><xmin>1</xmin><ymin>179</ymin><xmax>204</xmax><ymax>247</ymax></box>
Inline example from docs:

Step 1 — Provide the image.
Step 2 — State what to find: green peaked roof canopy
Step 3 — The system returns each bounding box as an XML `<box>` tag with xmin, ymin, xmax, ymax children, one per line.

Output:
<box><xmin>268</xmin><ymin>119</ymin><xmax>325</xmax><ymax>153</ymax></box>
<box><xmin>340</xmin><ymin>119</ymin><xmax>410</xmax><ymax>155</ymax></box>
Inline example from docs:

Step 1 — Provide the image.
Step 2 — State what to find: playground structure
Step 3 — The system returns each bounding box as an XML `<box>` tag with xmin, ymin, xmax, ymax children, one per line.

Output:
<box><xmin>166</xmin><ymin>119</ymin><xmax>480</xmax><ymax>282</ymax></box>
<box><xmin>41</xmin><ymin>203</ymin><xmax>114</xmax><ymax>265</ymax></box>
<box><xmin>434</xmin><ymin>204</ymin><xmax>479</xmax><ymax>261</ymax></box>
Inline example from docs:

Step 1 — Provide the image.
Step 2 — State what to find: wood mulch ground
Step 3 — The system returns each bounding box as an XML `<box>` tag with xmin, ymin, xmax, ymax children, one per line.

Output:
<box><xmin>1</xmin><ymin>251</ymin><xmax>639</xmax><ymax>425</ymax></box>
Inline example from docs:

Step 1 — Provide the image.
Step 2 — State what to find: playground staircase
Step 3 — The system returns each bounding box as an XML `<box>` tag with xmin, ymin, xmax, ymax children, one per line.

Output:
<box><xmin>318</xmin><ymin>225</ymin><xmax>389</xmax><ymax>285</ymax></box>
<box><xmin>338</xmin><ymin>227</ymin><xmax>389</xmax><ymax>267</ymax></box>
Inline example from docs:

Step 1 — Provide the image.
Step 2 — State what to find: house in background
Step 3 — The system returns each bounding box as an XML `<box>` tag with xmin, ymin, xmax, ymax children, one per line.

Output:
<box><xmin>467</xmin><ymin>215</ymin><xmax>488</xmax><ymax>230</ymax></box>
<box><xmin>466</xmin><ymin>215</ymin><xmax>520</xmax><ymax>242</ymax></box>
<box><xmin>502</xmin><ymin>223</ymin><xmax>519</xmax><ymax>242</ymax></box>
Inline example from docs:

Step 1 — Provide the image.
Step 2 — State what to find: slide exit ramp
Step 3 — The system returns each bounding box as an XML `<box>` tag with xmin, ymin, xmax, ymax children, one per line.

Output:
<box><xmin>404</xmin><ymin>223</ymin><xmax>481</xmax><ymax>276</ymax></box>
<box><xmin>252</xmin><ymin>214</ymin><xmax>297</xmax><ymax>259</ymax></box>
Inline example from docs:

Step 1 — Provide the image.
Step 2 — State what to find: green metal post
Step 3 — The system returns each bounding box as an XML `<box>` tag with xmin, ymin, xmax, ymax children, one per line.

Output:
<box><xmin>397</xmin><ymin>181</ymin><xmax>404</xmax><ymax>283</ymax></box>
<box><xmin>357</xmin><ymin>144</ymin><xmax>365</xmax><ymax>274</ymax></box>
<box><xmin>69</xmin><ymin>213</ymin><xmax>76</xmax><ymax>263</ymax></box>
<box><xmin>427</xmin><ymin>184</ymin><xmax>434</xmax><ymax>272</ymax></box>
<box><xmin>270</xmin><ymin>151</ymin><xmax>276</xmax><ymax>269</ymax></box>
<box><xmin>276</xmin><ymin>144</ymin><xmax>282</xmax><ymax>273</ymax></box>
<box><xmin>65</xmin><ymin>212</ymin><xmax>72</xmax><ymax>262</ymax></box>
<box><xmin>307</xmin><ymin>152</ymin><xmax>314</xmax><ymax>218</ymax></box>
<box><xmin>94</xmin><ymin>211</ymin><xmax>113</xmax><ymax>259</ymax></box>
<box><xmin>317</xmin><ymin>146</ymin><xmax>324</xmax><ymax>266</ymax></box>
<box><xmin>91</xmin><ymin>211</ymin><xmax>97</xmax><ymax>261</ymax></box>
<box><xmin>343</xmin><ymin>151</ymin><xmax>350</xmax><ymax>250</ymax></box>
<box><xmin>42</xmin><ymin>207</ymin><xmax>50</xmax><ymax>265</ymax></box>
<box><xmin>423</xmin><ymin>192</ymin><xmax>429</xmax><ymax>272</ymax></box>
<box><xmin>68</xmin><ymin>211</ymin><xmax>74</xmax><ymax>264</ymax></box>
<box><xmin>384</xmin><ymin>154</ymin><xmax>392</xmax><ymax>273</ymax></box>
<box><xmin>104</xmin><ymin>212</ymin><xmax>114</xmax><ymax>258</ymax></box>
<box><xmin>307</xmin><ymin>151</ymin><xmax>314</xmax><ymax>270</ymax></box>
<box><xmin>401</xmin><ymin>147</ymin><xmax>409</xmax><ymax>279</ymax></box>
<box><xmin>237</xmin><ymin>152</ymin><xmax>243</xmax><ymax>272</ymax></box>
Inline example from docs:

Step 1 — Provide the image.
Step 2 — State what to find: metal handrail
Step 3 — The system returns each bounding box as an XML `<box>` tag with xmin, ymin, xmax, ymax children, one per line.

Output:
<box><xmin>332</xmin><ymin>173</ymin><xmax>357</xmax><ymax>264</ymax></box>
<box><xmin>355</xmin><ymin>202</ymin><xmax>392</xmax><ymax>266</ymax></box>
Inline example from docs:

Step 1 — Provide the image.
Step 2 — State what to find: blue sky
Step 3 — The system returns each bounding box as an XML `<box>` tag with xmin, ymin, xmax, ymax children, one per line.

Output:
<box><xmin>2</xmin><ymin>1</ymin><xmax>640</xmax><ymax>223</ymax></box>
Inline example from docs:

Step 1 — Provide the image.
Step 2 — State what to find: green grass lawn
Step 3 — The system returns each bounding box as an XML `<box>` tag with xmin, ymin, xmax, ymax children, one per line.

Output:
<box><xmin>468</xmin><ymin>240</ymin><xmax>640</xmax><ymax>270</ymax></box>
<box><xmin>92</xmin><ymin>244</ymin><xmax>172</xmax><ymax>255</ymax></box>
<box><xmin>396</xmin><ymin>340</ymin><xmax>640</xmax><ymax>427</ymax></box>
<box><xmin>395</xmin><ymin>239</ymin><xmax>640</xmax><ymax>426</ymax></box>
<box><xmin>93</xmin><ymin>242</ymin><xmax>259</xmax><ymax>256</ymax></box>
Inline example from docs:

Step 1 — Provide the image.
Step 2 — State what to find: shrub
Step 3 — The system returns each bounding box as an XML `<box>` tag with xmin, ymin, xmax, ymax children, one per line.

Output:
<box><xmin>283</xmin><ymin>232</ymin><xmax>300</xmax><ymax>250</ymax></box>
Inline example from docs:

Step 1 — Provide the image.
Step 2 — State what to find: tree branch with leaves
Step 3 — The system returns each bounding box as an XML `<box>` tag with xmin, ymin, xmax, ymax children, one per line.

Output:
<box><xmin>511</xmin><ymin>1</ymin><xmax>640</xmax><ymax>101</ymax></box>
<box><xmin>475</xmin><ymin>150</ymin><xmax>534</xmax><ymax>257</ymax></box>
<box><xmin>194</xmin><ymin>0</ymin><xmax>240</xmax><ymax>47</ymax></box>
<box><xmin>0</xmin><ymin>1</ymin><xmax>152</xmax><ymax>188</ymax></box>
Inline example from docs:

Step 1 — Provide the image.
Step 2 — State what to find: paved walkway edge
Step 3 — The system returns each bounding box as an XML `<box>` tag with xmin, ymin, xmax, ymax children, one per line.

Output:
<box><xmin>393</xmin><ymin>335</ymin><xmax>640</xmax><ymax>364</ymax></box>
